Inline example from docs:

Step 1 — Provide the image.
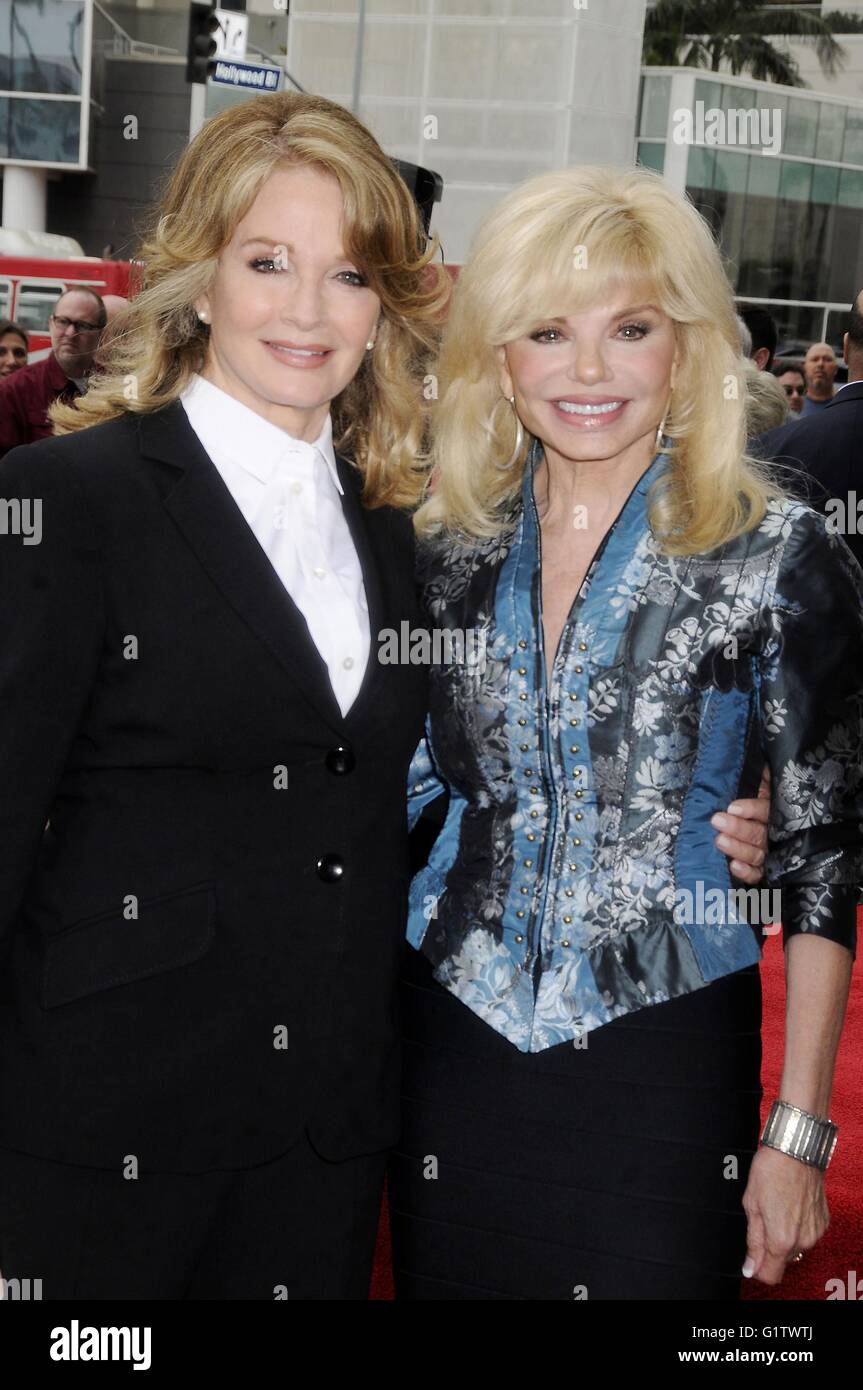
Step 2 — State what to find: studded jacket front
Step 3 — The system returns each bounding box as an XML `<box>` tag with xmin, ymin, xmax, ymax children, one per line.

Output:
<box><xmin>406</xmin><ymin>447</ymin><xmax>863</xmax><ymax>1052</ymax></box>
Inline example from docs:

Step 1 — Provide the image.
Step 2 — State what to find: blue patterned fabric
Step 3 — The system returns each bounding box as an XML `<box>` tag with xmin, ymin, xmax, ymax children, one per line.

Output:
<box><xmin>406</xmin><ymin>444</ymin><xmax>863</xmax><ymax>1052</ymax></box>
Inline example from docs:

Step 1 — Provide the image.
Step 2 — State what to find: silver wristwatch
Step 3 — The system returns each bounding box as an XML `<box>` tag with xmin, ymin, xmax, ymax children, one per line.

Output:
<box><xmin>759</xmin><ymin>1100</ymin><xmax>838</xmax><ymax>1171</ymax></box>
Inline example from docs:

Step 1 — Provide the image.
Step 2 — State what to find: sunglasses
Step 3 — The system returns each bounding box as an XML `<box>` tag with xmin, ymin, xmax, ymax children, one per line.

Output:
<box><xmin>781</xmin><ymin>383</ymin><xmax>805</xmax><ymax>396</ymax></box>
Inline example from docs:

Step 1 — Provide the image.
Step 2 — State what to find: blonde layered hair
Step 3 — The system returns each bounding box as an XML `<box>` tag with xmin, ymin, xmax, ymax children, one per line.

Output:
<box><xmin>50</xmin><ymin>92</ymin><xmax>450</xmax><ymax>509</ymax></box>
<box><xmin>416</xmin><ymin>166</ymin><xmax>783</xmax><ymax>551</ymax></box>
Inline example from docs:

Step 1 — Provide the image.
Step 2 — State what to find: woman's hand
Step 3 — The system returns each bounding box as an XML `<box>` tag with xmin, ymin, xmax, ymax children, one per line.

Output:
<box><xmin>741</xmin><ymin>1145</ymin><xmax>829</xmax><ymax>1285</ymax></box>
<box><xmin>710</xmin><ymin>763</ymin><xmax>770</xmax><ymax>885</ymax></box>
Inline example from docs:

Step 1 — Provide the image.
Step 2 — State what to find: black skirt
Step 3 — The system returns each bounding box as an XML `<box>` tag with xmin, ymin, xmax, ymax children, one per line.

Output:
<box><xmin>388</xmin><ymin>943</ymin><xmax>763</xmax><ymax>1300</ymax></box>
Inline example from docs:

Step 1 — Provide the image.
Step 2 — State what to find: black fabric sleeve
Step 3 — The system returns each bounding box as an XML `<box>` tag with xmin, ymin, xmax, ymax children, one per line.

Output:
<box><xmin>0</xmin><ymin>443</ymin><xmax>105</xmax><ymax>963</ymax></box>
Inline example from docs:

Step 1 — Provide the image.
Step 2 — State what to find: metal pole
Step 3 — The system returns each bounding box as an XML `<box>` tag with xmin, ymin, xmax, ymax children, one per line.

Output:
<box><xmin>351</xmin><ymin>0</ymin><xmax>366</xmax><ymax>114</ymax></box>
<box><xmin>189</xmin><ymin>81</ymin><xmax>207</xmax><ymax>142</ymax></box>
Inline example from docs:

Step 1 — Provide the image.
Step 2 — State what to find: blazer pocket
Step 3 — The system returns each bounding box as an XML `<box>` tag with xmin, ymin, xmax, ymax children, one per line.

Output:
<box><xmin>41</xmin><ymin>881</ymin><xmax>216</xmax><ymax>1010</ymax></box>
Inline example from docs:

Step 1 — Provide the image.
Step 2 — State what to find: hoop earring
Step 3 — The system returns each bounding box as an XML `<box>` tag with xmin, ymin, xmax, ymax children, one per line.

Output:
<box><xmin>494</xmin><ymin>394</ymin><xmax>524</xmax><ymax>471</ymax></box>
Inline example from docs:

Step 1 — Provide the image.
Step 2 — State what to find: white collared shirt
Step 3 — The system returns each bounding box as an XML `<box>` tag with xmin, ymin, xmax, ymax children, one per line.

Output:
<box><xmin>179</xmin><ymin>372</ymin><xmax>370</xmax><ymax>716</ymax></box>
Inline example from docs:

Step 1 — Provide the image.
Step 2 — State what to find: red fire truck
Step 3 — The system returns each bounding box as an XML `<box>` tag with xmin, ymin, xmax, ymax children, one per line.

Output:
<box><xmin>0</xmin><ymin>230</ymin><xmax>133</xmax><ymax>360</ymax></box>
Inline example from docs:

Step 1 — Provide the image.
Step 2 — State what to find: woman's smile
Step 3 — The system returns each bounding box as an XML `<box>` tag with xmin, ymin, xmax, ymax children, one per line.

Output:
<box><xmin>550</xmin><ymin>396</ymin><xmax>628</xmax><ymax>428</ymax></box>
<box><xmin>262</xmin><ymin>340</ymin><xmax>334</xmax><ymax>368</ymax></box>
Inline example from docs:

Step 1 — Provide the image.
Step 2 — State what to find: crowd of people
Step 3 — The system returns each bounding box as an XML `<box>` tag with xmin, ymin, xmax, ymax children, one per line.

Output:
<box><xmin>737</xmin><ymin>298</ymin><xmax>863</xmax><ymax>568</ymax></box>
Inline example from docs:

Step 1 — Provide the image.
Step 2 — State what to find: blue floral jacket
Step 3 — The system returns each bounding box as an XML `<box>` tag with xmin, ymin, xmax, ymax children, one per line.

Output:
<box><xmin>406</xmin><ymin>446</ymin><xmax>863</xmax><ymax>1052</ymax></box>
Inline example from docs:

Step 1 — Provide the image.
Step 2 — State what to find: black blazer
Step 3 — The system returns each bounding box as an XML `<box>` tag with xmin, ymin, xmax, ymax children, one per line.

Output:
<box><xmin>0</xmin><ymin>401</ymin><xmax>428</xmax><ymax>1172</ymax></box>
<box><xmin>755</xmin><ymin>380</ymin><xmax>863</xmax><ymax>569</ymax></box>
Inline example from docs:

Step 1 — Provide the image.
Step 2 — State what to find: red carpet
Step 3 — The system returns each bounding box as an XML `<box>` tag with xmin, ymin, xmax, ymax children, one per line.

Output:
<box><xmin>370</xmin><ymin>912</ymin><xmax>862</xmax><ymax>1300</ymax></box>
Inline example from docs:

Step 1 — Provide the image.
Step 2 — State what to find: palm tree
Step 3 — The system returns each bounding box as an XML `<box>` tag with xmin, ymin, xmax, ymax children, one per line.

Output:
<box><xmin>643</xmin><ymin>0</ymin><xmax>863</xmax><ymax>86</ymax></box>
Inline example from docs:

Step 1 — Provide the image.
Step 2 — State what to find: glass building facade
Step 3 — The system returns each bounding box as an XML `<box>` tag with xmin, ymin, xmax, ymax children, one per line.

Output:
<box><xmin>288</xmin><ymin>0</ymin><xmax>647</xmax><ymax>264</ymax></box>
<box><xmin>0</xmin><ymin>0</ymin><xmax>92</xmax><ymax>167</ymax></box>
<box><xmin>636</xmin><ymin>68</ymin><xmax>863</xmax><ymax>350</ymax></box>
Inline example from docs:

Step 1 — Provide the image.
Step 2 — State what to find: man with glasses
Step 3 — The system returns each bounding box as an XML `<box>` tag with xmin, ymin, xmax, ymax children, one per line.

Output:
<box><xmin>0</xmin><ymin>289</ymin><xmax>106</xmax><ymax>458</ymax></box>
<box><xmin>773</xmin><ymin>363</ymin><xmax>806</xmax><ymax>416</ymax></box>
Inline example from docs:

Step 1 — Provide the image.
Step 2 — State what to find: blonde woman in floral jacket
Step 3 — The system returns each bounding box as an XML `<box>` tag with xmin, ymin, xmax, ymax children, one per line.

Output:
<box><xmin>390</xmin><ymin>166</ymin><xmax>862</xmax><ymax>1301</ymax></box>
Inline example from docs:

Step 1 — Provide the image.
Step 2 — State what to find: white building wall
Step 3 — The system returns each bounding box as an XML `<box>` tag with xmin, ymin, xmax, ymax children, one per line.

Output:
<box><xmin>786</xmin><ymin>34</ymin><xmax>863</xmax><ymax>104</ymax></box>
<box><xmin>287</xmin><ymin>0</ymin><xmax>647</xmax><ymax>262</ymax></box>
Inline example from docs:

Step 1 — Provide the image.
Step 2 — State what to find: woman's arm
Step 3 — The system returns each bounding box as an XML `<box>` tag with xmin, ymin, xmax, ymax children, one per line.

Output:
<box><xmin>742</xmin><ymin>934</ymin><xmax>853</xmax><ymax>1285</ymax></box>
<box><xmin>758</xmin><ymin>513</ymin><xmax>862</xmax><ymax>954</ymax></box>
<box><xmin>780</xmin><ymin>934</ymin><xmax>854</xmax><ymax>1117</ymax></box>
<box><xmin>0</xmin><ymin>443</ymin><xmax>105</xmax><ymax>967</ymax></box>
<box><xmin>741</xmin><ymin>509</ymin><xmax>862</xmax><ymax>1285</ymax></box>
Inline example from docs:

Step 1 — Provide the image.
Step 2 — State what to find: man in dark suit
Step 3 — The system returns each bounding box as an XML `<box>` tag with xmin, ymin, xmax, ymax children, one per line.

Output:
<box><xmin>755</xmin><ymin>293</ymin><xmax>863</xmax><ymax>569</ymax></box>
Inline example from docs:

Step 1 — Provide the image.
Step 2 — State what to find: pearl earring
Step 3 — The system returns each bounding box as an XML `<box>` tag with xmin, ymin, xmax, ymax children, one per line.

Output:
<box><xmin>366</xmin><ymin>339</ymin><xmax>375</xmax><ymax>351</ymax></box>
<box><xmin>197</xmin><ymin>311</ymin><xmax>209</xmax><ymax>324</ymax></box>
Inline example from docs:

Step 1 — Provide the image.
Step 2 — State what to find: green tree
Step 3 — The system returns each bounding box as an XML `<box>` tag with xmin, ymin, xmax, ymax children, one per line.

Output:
<box><xmin>643</xmin><ymin>0</ymin><xmax>863</xmax><ymax>86</ymax></box>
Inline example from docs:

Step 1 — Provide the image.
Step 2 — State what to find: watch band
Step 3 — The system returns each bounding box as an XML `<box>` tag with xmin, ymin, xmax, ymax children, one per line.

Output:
<box><xmin>760</xmin><ymin>1100</ymin><xmax>838</xmax><ymax>1172</ymax></box>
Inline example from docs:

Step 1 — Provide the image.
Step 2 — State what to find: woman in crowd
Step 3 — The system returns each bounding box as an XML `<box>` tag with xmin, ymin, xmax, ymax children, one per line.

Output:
<box><xmin>0</xmin><ymin>319</ymin><xmax>28</xmax><ymax>377</ymax></box>
<box><xmin>391</xmin><ymin>166</ymin><xmax>861</xmax><ymax>1301</ymax></box>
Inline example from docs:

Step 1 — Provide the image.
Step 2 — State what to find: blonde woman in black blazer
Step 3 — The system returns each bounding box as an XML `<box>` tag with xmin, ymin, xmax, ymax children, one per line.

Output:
<box><xmin>0</xmin><ymin>92</ymin><xmax>446</xmax><ymax>1300</ymax></box>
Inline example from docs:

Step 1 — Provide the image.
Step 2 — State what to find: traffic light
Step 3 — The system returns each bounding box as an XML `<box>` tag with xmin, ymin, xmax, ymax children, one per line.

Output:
<box><xmin>186</xmin><ymin>2</ymin><xmax>220</xmax><ymax>86</ymax></box>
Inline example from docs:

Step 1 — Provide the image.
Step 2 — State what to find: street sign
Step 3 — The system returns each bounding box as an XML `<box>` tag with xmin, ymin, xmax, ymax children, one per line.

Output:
<box><xmin>214</xmin><ymin>9</ymin><xmax>249</xmax><ymax>60</ymax></box>
<box><xmin>211</xmin><ymin>59</ymin><xmax>281</xmax><ymax>91</ymax></box>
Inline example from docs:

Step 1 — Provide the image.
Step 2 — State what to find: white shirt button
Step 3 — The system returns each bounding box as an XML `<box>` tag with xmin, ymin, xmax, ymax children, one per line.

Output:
<box><xmin>313</xmin><ymin>566</ymin><xmax>327</xmax><ymax>580</ymax></box>
<box><xmin>342</xmin><ymin>656</ymin><xmax>355</xmax><ymax>669</ymax></box>
<box><xmin>289</xmin><ymin>480</ymin><xmax>303</xmax><ymax>495</ymax></box>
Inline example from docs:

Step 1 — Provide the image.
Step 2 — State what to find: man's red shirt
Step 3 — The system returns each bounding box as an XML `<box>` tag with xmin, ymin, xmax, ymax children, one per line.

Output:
<box><xmin>0</xmin><ymin>353</ymin><xmax>83</xmax><ymax>457</ymax></box>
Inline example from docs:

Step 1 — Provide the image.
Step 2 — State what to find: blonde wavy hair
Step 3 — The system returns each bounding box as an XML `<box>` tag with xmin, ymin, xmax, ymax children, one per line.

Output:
<box><xmin>743</xmin><ymin>359</ymin><xmax>790</xmax><ymax>436</ymax></box>
<box><xmin>415</xmin><ymin>165</ymin><xmax>785</xmax><ymax>551</ymax></box>
<box><xmin>50</xmin><ymin>92</ymin><xmax>450</xmax><ymax>510</ymax></box>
